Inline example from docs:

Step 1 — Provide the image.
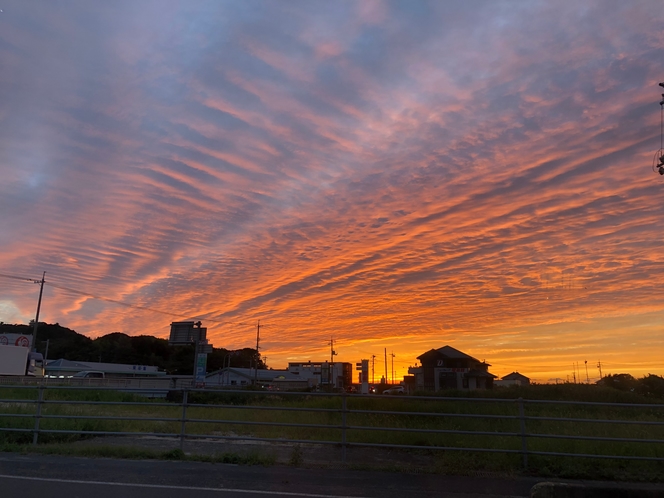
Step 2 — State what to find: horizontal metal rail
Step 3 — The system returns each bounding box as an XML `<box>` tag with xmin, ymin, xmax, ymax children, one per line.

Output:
<box><xmin>526</xmin><ymin>450</ymin><xmax>664</xmax><ymax>461</ymax></box>
<box><xmin>526</xmin><ymin>432</ymin><xmax>664</xmax><ymax>444</ymax></box>
<box><xmin>39</xmin><ymin>399</ymin><xmax>342</xmax><ymax>414</ymax></box>
<box><xmin>37</xmin><ymin>429</ymin><xmax>182</xmax><ymax>438</ymax></box>
<box><xmin>523</xmin><ymin>398</ymin><xmax>664</xmax><ymax>408</ymax></box>
<box><xmin>345</xmin><ymin>441</ymin><xmax>523</xmax><ymax>454</ymax></box>
<box><xmin>186</xmin><ymin>403</ymin><xmax>341</xmax><ymax>413</ymax></box>
<box><xmin>183</xmin><ymin>418</ymin><xmax>342</xmax><ymax>430</ymax></box>
<box><xmin>347</xmin><ymin>408</ymin><xmax>518</xmax><ymax>419</ymax></box>
<box><xmin>346</xmin><ymin>425</ymin><xmax>520</xmax><ymax>438</ymax></box>
<box><xmin>40</xmin><ymin>400</ymin><xmax>176</xmax><ymax>407</ymax></box>
<box><xmin>524</xmin><ymin>415</ymin><xmax>664</xmax><ymax>425</ymax></box>
<box><xmin>38</xmin><ymin>415</ymin><xmax>181</xmax><ymax>423</ymax></box>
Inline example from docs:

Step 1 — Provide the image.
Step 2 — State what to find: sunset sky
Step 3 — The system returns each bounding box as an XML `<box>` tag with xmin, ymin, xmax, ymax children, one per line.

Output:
<box><xmin>1</xmin><ymin>1</ymin><xmax>663</xmax><ymax>383</ymax></box>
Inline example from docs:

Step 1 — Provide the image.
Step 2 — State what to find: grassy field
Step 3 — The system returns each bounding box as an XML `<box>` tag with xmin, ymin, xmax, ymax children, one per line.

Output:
<box><xmin>0</xmin><ymin>383</ymin><xmax>662</xmax><ymax>481</ymax></box>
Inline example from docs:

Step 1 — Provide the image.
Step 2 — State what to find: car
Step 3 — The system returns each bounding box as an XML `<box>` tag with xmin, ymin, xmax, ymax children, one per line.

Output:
<box><xmin>382</xmin><ymin>386</ymin><xmax>405</xmax><ymax>395</ymax></box>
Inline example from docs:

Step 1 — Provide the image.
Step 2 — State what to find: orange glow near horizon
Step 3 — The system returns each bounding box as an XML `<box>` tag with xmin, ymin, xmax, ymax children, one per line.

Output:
<box><xmin>1</xmin><ymin>1</ymin><xmax>664</xmax><ymax>384</ymax></box>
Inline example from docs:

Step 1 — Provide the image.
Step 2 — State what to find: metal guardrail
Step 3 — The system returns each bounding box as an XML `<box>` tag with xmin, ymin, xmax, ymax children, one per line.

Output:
<box><xmin>0</xmin><ymin>384</ymin><xmax>662</xmax><ymax>467</ymax></box>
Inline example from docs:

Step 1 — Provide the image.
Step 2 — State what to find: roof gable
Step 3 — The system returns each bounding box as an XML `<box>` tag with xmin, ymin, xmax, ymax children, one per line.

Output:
<box><xmin>417</xmin><ymin>345</ymin><xmax>479</xmax><ymax>362</ymax></box>
<box><xmin>502</xmin><ymin>372</ymin><xmax>530</xmax><ymax>381</ymax></box>
<box><xmin>436</xmin><ymin>345</ymin><xmax>477</xmax><ymax>361</ymax></box>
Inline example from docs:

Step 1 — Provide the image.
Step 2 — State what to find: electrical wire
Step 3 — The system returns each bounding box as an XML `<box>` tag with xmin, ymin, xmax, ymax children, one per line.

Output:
<box><xmin>0</xmin><ymin>271</ymin><xmax>240</xmax><ymax>325</ymax></box>
<box><xmin>47</xmin><ymin>281</ymin><xmax>199</xmax><ymax>317</ymax></box>
<box><xmin>0</xmin><ymin>272</ymin><xmax>41</xmax><ymax>283</ymax></box>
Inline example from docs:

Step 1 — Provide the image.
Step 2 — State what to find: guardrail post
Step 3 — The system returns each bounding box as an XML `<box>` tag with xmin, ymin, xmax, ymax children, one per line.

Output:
<box><xmin>179</xmin><ymin>389</ymin><xmax>188</xmax><ymax>452</ymax></box>
<box><xmin>341</xmin><ymin>391</ymin><xmax>347</xmax><ymax>463</ymax></box>
<box><xmin>32</xmin><ymin>384</ymin><xmax>45</xmax><ymax>446</ymax></box>
<box><xmin>518</xmin><ymin>397</ymin><xmax>528</xmax><ymax>468</ymax></box>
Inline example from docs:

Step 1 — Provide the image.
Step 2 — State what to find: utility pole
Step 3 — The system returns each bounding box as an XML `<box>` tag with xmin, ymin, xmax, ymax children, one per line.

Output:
<box><xmin>329</xmin><ymin>337</ymin><xmax>337</xmax><ymax>364</ymax></box>
<box><xmin>328</xmin><ymin>337</ymin><xmax>337</xmax><ymax>387</ymax></box>
<box><xmin>254</xmin><ymin>320</ymin><xmax>261</xmax><ymax>385</ymax></box>
<box><xmin>384</xmin><ymin>348</ymin><xmax>387</xmax><ymax>384</ymax></box>
<box><xmin>371</xmin><ymin>355</ymin><xmax>376</xmax><ymax>384</ymax></box>
<box><xmin>390</xmin><ymin>351</ymin><xmax>396</xmax><ymax>384</ymax></box>
<box><xmin>256</xmin><ymin>320</ymin><xmax>260</xmax><ymax>354</ymax></box>
<box><xmin>32</xmin><ymin>271</ymin><xmax>46</xmax><ymax>352</ymax></box>
<box><xmin>597</xmin><ymin>360</ymin><xmax>603</xmax><ymax>379</ymax></box>
<box><xmin>585</xmin><ymin>360</ymin><xmax>589</xmax><ymax>383</ymax></box>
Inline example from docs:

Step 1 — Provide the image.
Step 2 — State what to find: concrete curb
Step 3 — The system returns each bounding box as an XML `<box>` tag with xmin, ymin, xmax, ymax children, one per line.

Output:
<box><xmin>531</xmin><ymin>482</ymin><xmax>664</xmax><ymax>498</ymax></box>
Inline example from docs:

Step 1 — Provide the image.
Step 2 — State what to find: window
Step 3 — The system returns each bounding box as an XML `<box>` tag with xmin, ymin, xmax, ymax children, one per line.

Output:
<box><xmin>439</xmin><ymin>372</ymin><xmax>457</xmax><ymax>389</ymax></box>
<box><xmin>230</xmin><ymin>380</ymin><xmax>237</xmax><ymax>386</ymax></box>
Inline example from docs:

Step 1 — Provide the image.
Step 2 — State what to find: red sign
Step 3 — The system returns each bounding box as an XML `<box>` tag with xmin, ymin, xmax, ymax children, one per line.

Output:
<box><xmin>0</xmin><ymin>335</ymin><xmax>31</xmax><ymax>347</ymax></box>
<box><xmin>14</xmin><ymin>336</ymin><xmax>30</xmax><ymax>347</ymax></box>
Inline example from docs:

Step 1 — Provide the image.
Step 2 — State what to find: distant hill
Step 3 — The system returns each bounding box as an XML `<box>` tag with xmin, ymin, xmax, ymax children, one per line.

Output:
<box><xmin>0</xmin><ymin>322</ymin><xmax>265</xmax><ymax>375</ymax></box>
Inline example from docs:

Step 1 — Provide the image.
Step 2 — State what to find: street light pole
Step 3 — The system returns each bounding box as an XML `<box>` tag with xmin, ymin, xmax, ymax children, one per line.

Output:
<box><xmin>32</xmin><ymin>271</ymin><xmax>46</xmax><ymax>352</ymax></box>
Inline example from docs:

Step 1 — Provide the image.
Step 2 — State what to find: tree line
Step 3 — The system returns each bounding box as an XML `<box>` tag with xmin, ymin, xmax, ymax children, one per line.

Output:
<box><xmin>0</xmin><ymin>322</ymin><xmax>266</xmax><ymax>375</ymax></box>
<box><xmin>597</xmin><ymin>373</ymin><xmax>664</xmax><ymax>399</ymax></box>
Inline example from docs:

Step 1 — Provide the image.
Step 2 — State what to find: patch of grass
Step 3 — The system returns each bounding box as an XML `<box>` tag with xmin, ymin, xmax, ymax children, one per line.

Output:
<box><xmin>163</xmin><ymin>448</ymin><xmax>185</xmax><ymax>460</ymax></box>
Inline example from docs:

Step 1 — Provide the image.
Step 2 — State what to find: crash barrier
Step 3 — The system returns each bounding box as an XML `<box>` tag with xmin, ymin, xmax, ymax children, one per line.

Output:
<box><xmin>0</xmin><ymin>385</ymin><xmax>662</xmax><ymax>466</ymax></box>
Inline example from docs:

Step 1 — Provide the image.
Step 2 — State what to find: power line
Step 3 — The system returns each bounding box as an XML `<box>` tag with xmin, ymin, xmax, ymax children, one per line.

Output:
<box><xmin>0</xmin><ymin>272</ymin><xmax>42</xmax><ymax>283</ymax></box>
<box><xmin>0</xmin><ymin>271</ymin><xmax>238</xmax><ymax>325</ymax></box>
<box><xmin>46</xmin><ymin>281</ymin><xmax>239</xmax><ymax>324</ymax></box>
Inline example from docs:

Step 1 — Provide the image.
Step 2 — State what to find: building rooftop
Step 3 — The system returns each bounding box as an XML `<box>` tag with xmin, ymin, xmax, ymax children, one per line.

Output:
<box><xmin>46</xmin><ymin>359</ymin><xmax>164</xmax><ymax>376</ymax></box>
<box><xmin>417</xmin><ymin>345</ymin><xmax>478</xmax><ymax>361</ymax></box>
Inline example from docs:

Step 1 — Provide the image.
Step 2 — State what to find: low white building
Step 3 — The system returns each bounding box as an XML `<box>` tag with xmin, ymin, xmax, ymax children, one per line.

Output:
<box><xmin>206</xmin><ymin>362</ymin><xmax>352</xmax><ymax>390</ymax></box>
<box><xmin>45</xmin><ymin>359</ymin><xmax>165</xmax><ymax>378</ymax></box>
<box><xmin>206</xmin><ymin>367</ymin><xmax>308</xmax><ymax>388</ymax></box>
<box><xmin>287</xmin><ymin>361</ymin><xmax>352</xmax><ymax>389</ymax></box>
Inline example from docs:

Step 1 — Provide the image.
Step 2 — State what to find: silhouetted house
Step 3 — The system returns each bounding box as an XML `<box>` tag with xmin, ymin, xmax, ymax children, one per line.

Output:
<box><xmin>408</xmin><ymin>345</ymin><xmax>496</xmax><ymax>391</ymax></box>
<box><xmin>501</xmin><ymin>371</ymin><xmax>530</xmax><ymax>386</ymax></box>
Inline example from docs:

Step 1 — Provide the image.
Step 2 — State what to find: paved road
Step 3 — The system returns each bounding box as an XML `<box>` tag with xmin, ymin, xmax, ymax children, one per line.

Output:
<box><xmin>0</xmin><ymin>453</ymin><xmax>539</xmax><ymax>498</ymax></box>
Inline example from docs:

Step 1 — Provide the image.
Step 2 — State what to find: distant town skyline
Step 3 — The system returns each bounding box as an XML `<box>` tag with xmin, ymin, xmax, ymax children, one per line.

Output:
<box><xmin>1</xmin><ymin>1</ymin><xmax>663</xmax><ymax>383</ymax></box>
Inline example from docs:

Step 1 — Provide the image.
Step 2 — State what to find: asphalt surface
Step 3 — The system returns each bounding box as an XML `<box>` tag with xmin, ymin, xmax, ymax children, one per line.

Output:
<box><xmin>0</xmin><ymin>453</ymin><xmax>540</xmax><ymax>498</ymax></box>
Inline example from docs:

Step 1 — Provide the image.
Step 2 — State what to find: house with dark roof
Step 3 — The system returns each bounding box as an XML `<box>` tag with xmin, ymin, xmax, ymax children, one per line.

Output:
<box><xmin>408</xmin><ymin>345</ymin><xmax>496</xmax><ymax>391</ymax></box>
<box><xmin>500</xmin><ymin>371</ymin><xmax>530</xmax><ymax>385</ymax></box>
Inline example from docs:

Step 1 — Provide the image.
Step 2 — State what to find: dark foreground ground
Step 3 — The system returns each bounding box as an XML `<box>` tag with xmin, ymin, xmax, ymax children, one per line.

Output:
<box><xmin>1</xmin><ymin>446</ymin><xmax>662</xmax><ymax>498</ymax></box>
<box><xmin>0</xmin><ymin>451</ymin><xmax>545</xmax><ymax>498</ymax></box>
<box><xmin>14</xmin><ymin>436</ymin><xmax>652</xmax><ymax>498</ymax></box>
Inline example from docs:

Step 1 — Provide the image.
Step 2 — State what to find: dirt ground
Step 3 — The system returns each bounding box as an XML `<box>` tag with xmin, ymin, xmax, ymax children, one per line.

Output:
<box><xmin>70</xmin><ymin>434</ymin><xmax>481</xmax><ymax>474</ymax></box>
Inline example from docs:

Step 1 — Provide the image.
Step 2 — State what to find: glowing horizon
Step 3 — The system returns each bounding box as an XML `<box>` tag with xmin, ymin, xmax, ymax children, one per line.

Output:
<box><xmin>1</xmin><ymin>1</ymin><xmax>664</xmax><ymax>383</ymax></box>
